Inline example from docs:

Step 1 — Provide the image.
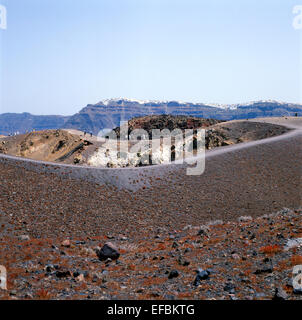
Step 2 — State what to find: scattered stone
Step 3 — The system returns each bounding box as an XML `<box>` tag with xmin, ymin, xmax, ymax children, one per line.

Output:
<box><xmin>254</xmin><ymin>259</ymin><xmax>273</xmax><ymax>275</ymax></box>
<box><xmin>55</xmin><ymin>270</ymin><xmax>71</xmax><ymax>278</ymax></box>
<box><xmin>97</xmin><ymin>242</ymin><xmax>120</xmax><ymax>261</ymax></box>
<box><xmin>184</xmin><ymin>248</ymin><xmax>192</xmax><ymax>254</ymax></box>
<box><xmin>198</xmin><ymin>225</ymin><xmax>210</xmax><ymax>236</ymax></box>
<box><xmin>250</xmin><ymin>233</ymin><xmax>256</xmax><ymax>240</ymax></box>
<box><xmin>75</xmin><ymin>240</ymin><xmax>86</xmax><ymax>245</ymax></box>
<box><xmin>168</xmin><ymin>270</ymin><xmax>179</xmax><ymax>279</ymax></box>
<box><xmin>177</xmin><ymin>256</ymin><xmax>190</xmax><ymax>266</ymax></box>
<box><xmin>224</xmin><ymin>283</ymin><xmax>235</xmax><ymax>294</ymax></box>
<box><xmin>45</xmin><ymin>264</ymin><xmax>58</xmax><ymax>273</ymax></box>
<box><xmin>231</xmin><ymin>253</ymin><xmax>240</xmax><ymax>260</ymax></box>
<box><xmin>62</xmin><ymin>239</ymin><xmax>71</xmax><ymax>247</ymax></box>
<box><xmin>254</xmin><ymin>265</ymin><xmax>273</xmax><ymax>275</ymax></box>
<box><xmin>76</xmin><ymin>274</ymin><xmax>85</xmax><ymax>282</ymax></box>
<box><xmin>172</xmin><ymin>241</ymin><xmax>179</xmax><ymax>248</ymax></box>
<box><xmin>18</xmin><ymin>235</ymin><xmax>30</xmax><ymax>241</ymax></box>
<box><xmin>194</xmin><ymin>269</ymin><xmax>210</xmax><ymax>286</ymax></box>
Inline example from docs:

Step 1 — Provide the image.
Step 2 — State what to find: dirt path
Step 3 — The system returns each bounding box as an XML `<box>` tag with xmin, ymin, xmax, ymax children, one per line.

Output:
<box><xmin>0</xmin><ymin>117</ymin><xmax>301</xmax><ymax>191</ymax></box>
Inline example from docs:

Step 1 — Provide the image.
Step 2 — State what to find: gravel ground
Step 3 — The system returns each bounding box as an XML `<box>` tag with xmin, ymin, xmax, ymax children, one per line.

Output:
<box><xmin>0</xmin><ymin>208</ymin><xmax>301</xmax><ymax>300</ymax></box>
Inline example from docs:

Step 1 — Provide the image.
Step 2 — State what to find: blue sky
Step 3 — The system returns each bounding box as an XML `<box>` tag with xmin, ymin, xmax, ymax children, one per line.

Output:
<box><xmin>0</xmin><ymin>0</ymin><xmax>301</xmax><ymax>115</ymax></box>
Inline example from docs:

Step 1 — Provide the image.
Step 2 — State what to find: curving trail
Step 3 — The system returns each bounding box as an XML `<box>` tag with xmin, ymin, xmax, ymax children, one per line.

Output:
<box><xmin>0</xmin><ymin>117</ymin><xmax>301</xmax><ymax>238</ymax></box>
<box><xmin>0</xmin><ymin>117</ymin><xmax>301</xmax><ymax>191</ymax></box>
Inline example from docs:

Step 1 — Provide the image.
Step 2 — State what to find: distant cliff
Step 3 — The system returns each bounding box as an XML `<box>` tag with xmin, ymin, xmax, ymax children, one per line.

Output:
<box><xmin>1</xmin><ymin>99</ymin><xmax>301</xmax><ymax>135</ymax></box>
<box><xmin>63</xmin><ymin>99</ymin><xmax>302</xmax><ymax>135</ymax></box>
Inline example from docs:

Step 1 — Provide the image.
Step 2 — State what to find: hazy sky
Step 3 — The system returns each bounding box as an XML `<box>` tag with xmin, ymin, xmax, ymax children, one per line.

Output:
<box><xmin>0</xmin><ymin>0</ymin><xmax>301</xmax><ymax>115</ymax></box>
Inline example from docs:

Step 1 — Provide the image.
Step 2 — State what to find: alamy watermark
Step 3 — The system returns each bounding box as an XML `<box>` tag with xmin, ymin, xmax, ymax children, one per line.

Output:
<box><xmin>293</xmin><ymin>265</ymin><xmax>302</xmax><ymax>292</ymax></box>
<box><xmin>293</xmin><ymin>5</ymin><xmax>302</xmax><ymax>29</ymax></box>
<box><xmin>0</xmin><ymin>4</ymin><xmax>7</xmax><ymax>30</ymax></box>
<box><xmin>0</xmin><ymin>265</ymin><xmax>7</xmax><ymax>290</ymax></box>
<box><xmin>92</xmin><ymin>122</ymin><xmax>206</xmax><ymax>176</ymax></box>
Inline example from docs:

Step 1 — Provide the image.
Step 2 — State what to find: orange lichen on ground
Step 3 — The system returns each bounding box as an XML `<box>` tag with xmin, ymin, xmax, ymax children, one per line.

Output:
<box><xmin>259</xmin><ymin>245</ymin><xmax>282</xmax><ymax>254</ymax></box>
<box><xmin>291</xmin><ymin>255</ymin><xmax>302</xmax><ymax>266</ymax></box>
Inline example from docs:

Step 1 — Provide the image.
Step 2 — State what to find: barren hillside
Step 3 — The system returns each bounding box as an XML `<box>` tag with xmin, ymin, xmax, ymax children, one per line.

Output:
<box><xmin>0</xmin><ymin>130</ymin><xmax>90</xmax><ymax>164</ymax></box>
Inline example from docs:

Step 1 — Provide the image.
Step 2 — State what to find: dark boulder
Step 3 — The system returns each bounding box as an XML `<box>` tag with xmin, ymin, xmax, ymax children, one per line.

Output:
<box><xmin>97</xmin><ymin>242</ymin><xmax>120</xmax><ymax>261</ymax></box>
